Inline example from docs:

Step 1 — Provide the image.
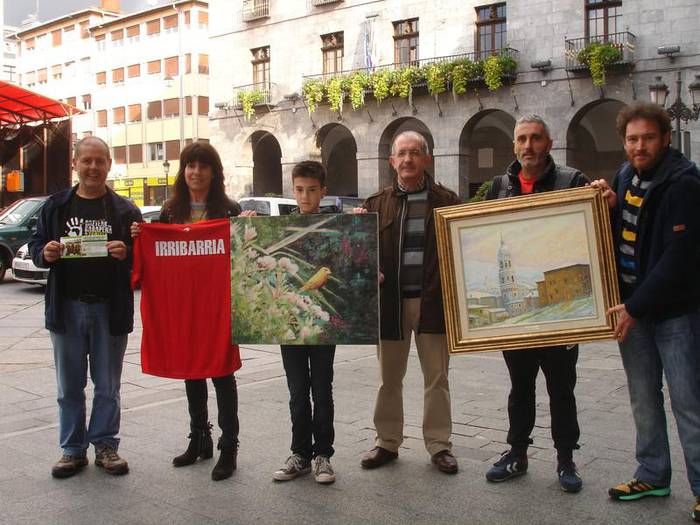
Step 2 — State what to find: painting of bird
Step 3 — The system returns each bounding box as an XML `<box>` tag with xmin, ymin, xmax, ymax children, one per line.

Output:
<box><xmin>299</xmin><ymin>266</ymin><xmax>332</xmax><ymax>292</ymax></box>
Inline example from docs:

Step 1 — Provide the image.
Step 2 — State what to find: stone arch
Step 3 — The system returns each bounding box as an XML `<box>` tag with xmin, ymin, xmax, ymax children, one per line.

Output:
<box><xmin>243</xmin><ymin>130</ymin><xmax>282</xmax><ymax>196</ymax></box>
<box><xmin>315</xmin><ymin>123</ymin><xmax>358</xmax><ymax>196</ymax></box>
<box><xmin>378</xmin><ymin>117</ymin><xmax>435</xmax><ymax>189</ymax></box>
<box><xmin>459</xmin><ymin>109</ymin><xmax>516</xmax><ymax>198</ymax></box>
<box><xmin>567</xmin><ymin>99</ymin><xmax>625</xmax><ymax>182</ymax></box>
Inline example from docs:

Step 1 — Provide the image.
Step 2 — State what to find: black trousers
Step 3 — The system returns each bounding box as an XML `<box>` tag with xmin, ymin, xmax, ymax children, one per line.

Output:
<box><xmin>184</xmin><ymin>374</ymin><xmax>239</xmax><ymax>448</ymax></box>
<box><xmin>280</xmin><ymin>345</ymin><xmax>335</xmax><ymax>460</ymax></box>
<box><xmin>503</xmin><ymin>345</ymin><xmax>580</xmax><ymax>460</ymax></box>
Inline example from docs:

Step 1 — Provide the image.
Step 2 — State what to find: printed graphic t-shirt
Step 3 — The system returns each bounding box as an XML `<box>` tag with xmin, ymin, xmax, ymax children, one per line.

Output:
<box><xmin>132</xmin><ymin>219</ymin><xmax>241</xmax><ymax>379</ymax></box>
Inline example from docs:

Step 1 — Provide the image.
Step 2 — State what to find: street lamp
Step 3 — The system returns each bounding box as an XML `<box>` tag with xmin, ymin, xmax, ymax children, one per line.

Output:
<box><xmin>162</xmin><ymin>159</ymin><xmax>170</xmax><ymax>203</ymax></box>
<box><xmin>649</xmin><ymin>71</ymin><xmax>700</xmax><ymax>150</ymax></box>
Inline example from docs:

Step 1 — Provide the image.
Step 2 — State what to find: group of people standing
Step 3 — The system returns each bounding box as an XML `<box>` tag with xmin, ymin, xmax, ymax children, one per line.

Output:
<box><xmin>28</xmin><ymin>100</ymin><xmax>700</xmax><ymax>522</ymax></box>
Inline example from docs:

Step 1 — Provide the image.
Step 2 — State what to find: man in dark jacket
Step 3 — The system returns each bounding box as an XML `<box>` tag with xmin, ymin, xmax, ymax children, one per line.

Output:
<box><xmin>357</xmin><ymin>131</ymin><xmax>461</xmax><ymax>474</ymax></box>
<box><xmin>29</xmin><ymin>137</ymin><xmax>141</xmax><ymax>479</ymax></box>
<box><xmin>593</xmin><ymin>103</ymin><xmax>700</xmax><ymax>520</ymax></box>
<box><xmin>484</xmin><ymin>115</ymin><xmax>587</xmax><ymax>493</ymax></box>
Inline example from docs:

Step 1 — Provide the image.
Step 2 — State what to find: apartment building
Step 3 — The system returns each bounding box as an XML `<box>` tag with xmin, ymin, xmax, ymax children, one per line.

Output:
<box><xmin>12</xmin><ymin>0</ymin><xmax>211</xmax><ymax>206</ymax></box>
<box><xmin>208</xmin><ymin>0</ymin><xmax>700</xmax><ymax>200</ymax></box>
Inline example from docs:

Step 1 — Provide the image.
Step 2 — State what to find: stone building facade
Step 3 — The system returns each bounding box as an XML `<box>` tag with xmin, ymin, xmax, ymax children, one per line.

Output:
<box><xmin>208</xmin><ymin>0</ymin><xmax>700</xmax><ymax>200</ymax></box>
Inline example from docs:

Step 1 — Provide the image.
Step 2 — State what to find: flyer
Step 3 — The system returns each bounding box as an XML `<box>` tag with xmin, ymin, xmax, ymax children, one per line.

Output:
<box><xmin>60</xmin><ymin>234</ymin><xmax>109</xmax><ymax>258</ymax></box>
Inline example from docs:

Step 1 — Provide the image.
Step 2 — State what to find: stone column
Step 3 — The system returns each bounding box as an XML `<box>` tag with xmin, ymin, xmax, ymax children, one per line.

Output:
<box><xmin>432</xmin><ymin>148</ymin><xmax>464</xmax><ymax>197</ymax></box>
<box><xmin>356</xmin><ymin>150</ymin><xmax>381</xmax><ymax>197</ymax></box>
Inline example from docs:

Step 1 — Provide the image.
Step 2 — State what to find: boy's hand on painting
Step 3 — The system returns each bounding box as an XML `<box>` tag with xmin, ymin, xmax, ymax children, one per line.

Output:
<box><xmin>352</xmin><ymin>207</ymin><xmax>368</xmax><ymax>214</ymax></box>
<box><xmin>239</xmin><ymin>210</ymin><xmax>257</xmax><ymax>217</ymax></box>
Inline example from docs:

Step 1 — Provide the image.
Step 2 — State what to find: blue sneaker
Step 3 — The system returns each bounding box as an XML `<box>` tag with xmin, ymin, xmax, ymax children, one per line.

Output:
<box><xmin>557</xmin><ymin>461</ymin><xmax>582</xmax><ymax>493</ymax></box>
<box><xmin>486</xmin><ymin>450</ymin><xmax>528</xmax><ymax>482</ymax></box>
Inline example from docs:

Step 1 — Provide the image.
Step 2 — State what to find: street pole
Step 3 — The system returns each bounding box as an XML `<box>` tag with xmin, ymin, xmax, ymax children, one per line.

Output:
<box><xmin>673</xmin><ymin>70</ymin><xmax>682</xmax><ymax>150</ymax></box>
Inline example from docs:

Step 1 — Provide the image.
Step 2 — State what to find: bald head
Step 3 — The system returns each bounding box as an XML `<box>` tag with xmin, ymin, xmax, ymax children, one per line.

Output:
<box><xmin>74</xmin><ymin>136</ymin><xmax>111</xmax><ymax>160</ymax></box>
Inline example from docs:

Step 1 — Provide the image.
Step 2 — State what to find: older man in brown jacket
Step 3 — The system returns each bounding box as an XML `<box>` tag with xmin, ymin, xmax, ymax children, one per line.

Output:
<box><xmin>357</xmin><ymin>130</ymin><xmax>461</xmax><ymax>474</ymax></box>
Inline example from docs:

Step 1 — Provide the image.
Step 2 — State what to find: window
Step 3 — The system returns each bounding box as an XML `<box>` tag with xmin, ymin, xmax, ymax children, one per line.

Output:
<box><xmin>113</xmin><ymin>106</ymin><xmax>125</xmax><ymax>124</ymax></box>
<box><xmin>127</xmin><ymin>24</ymin><xmax>140</xmax><ymax>43</ymax></box>
<box><xmin>165</xmin><ymin>140</ymin><xmax>180</xmax><ymax>161</ymax></box>
<box><xmin>112</xmin><ymin>67</ymin><xmax>124</xmax><ymax>84</ymax></box>
<box><xmin>585</xmin><ymin>0</ymin><xmax>621</xmax><ymax>39</ymax></box>
<box><xmin>25</xmin><ymin>38</ymin><xmax>35</xmax><ymax>52</ymax></box>
<box><xmin>198</xmin><ymin>54</ymin><xmax>209</xmax><ymax>74</ymax></box>
<box><xmin>251</xmin><ymin>46</ymin><xmax>270</xmax><ymax>88</ymax></box>
<box><xmin>95</xmin><ymin>34</ymin><xmax>106</xmax><ymax>51</ymax></box>
<box><xmin>321</xmin><ymin>32</ymin><xmax>344</xmax><ymax>76</ymax></box>
<box><xmin>80</xmin><ymin>21</ymin><xmax>89</xmax><ymax>39</ymax></box>
<box><xmin>198</xmin><ymin>96</ymin><xmax>209</xmax><ymax>115</ymax></box>
<box><xmin>82</xmin><ymin>94</ymin><xmax>91</xmax><ymax>110</ymax></box>
<box><xmin>26</xmin><ymin>71</ymin><xmax>35</xmax><ymax>85</ymax></box>
<box><xmin>475</xmin><ymin>4</ymin><xmax>506</xmax><ymax>59</ymax></box>
<box><xmin>96</xmin><ymin>110</ymin><xmax>107</xmax><ymax>127</ymax></box>
<box><xmin>146</xmin><ymin>19</ymin><xmax>161</xmax><ymax>36</ymax></box>
<box><xmin>82</xmin><ymin>131</ymin><xmax>92</xmax><ymax>138</ymax></box>
<box><xmin>128</xmin><ymin>104</ymin><xmax>142</xmax><ymax>122</ymax></box>
<box><xmin>198</xmin><ymin>11</ymin><xmax>208</xmax><ymax>29</ymax></box>
<box><xmin>184</xmin><ymin>11</ymin><xmax>191</xmax><ymax>26</ymax></box>
<box><xmin>111</xmin><ymin>29</ymin><xmax>124</xmax><ymax>46</ymax></box>
<box><xmin>147</xmin><ymin>59</ymin><xmax>161</xmax><ymax>75</ymax></box>
<box><xmin>163</xmin><ymin>98</ymin><xmax>180</xmax><ymax>117</ymax></box>
<box><xmin>52</xmin><ymin>29</ymin><xmax>62</xmax><ymax>47</ymax></box>
<box><xmin>128</xmin><ymin>144</ymin><xmax>143</xmax><ymax>164</ymax></box>
<box><xmin>65</xmin><ymin>61</ymin><xmax>76</xmax><ymax>78</ymax></box>
<box><xmin>113</xmin><ymin>146</ymin><xmax>126</xmax><ymax>164</ymax></box>
<box><xmin>164</xmin><ymin>56</ymin><xmax>179</xmax><ymax>77</ymax></box>
<box><xmin>37</xmin><ymin>68</ymin><xmax>47</xmax><ymax>84</ymax></box>
<box><xmin>164</xmin><ymin>14</ymin><xmax>178</xmax><ymax>32</ymax></box>
<box><xmin>148</xmin><ymin>142</ymin><xmax>164</xmax><ymax>161</ymax></box>
<box><xmin>185</xmin><ymin>54</ymin><xmax>192</xmax><ymax>74</ymax></box>
<box><xmin>66</xmin><ymin>97</ymin><xmax>76</xmax><ymax>107</ymax></box>
<box><xmin>393</xmin><ymin>18</ymin><xmax>419</xmax><ymax>65</ymax></box>
<box><xmin>52</xmin><ymin>64</ymin><xmax>62</xmax><ymax>80</ymax></box>
<box><xmin>147</xmin><ymin>100</ymin><xmax>162</xmax><ymax>119</ymax></box>
<box><xmin>128</xmin><ymin>63</ymin><xmax>141</xmax><ymax>78</ymax></box>
<box><xmin>80</xmin><ymin>57</ymin><xmax>91</xmax><ymax>76</ymax></box>
<box><xmin>185</xmin><ymin>96</ymin><xmax>193</xmax><ymax>115</ymax></box>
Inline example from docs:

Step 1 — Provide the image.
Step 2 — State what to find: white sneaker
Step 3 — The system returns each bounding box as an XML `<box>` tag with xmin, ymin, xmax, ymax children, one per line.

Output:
<box><xmin>313</xmin><ymin>455</ymin><xmax>335</xmax><ymax>484</ymax></box>
<box><xmin>273</xmin><ymin>454</ymin><xmax>311</xmax><ymax>481</ymax></box>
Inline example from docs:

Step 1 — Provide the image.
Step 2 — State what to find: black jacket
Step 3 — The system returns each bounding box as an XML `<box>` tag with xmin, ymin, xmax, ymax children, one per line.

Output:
<box><xmin>611</xmin><ymin>147</ymin><xmax>700</xmax><ymax>320</ymax></box>
<box><xmin>158</xmin><ymin>198</ymin><xmax>241</xmax><ymax>223</ymax></box>
<box><xmin>28</xmin><ymin>186</ymin><xmax>142</xmax><ymax>335</ymax></box>
<box><xmin>486</xmin><ymin>155</ymin><xmax>588</xmax><ymax>199</ymax></box>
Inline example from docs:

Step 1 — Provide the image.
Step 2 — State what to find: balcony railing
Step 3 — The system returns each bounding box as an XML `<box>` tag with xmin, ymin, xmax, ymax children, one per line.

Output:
<box><xmin>242</xmin><ymin>0</ymin><xmax>270</xmax><ymax>22</ymax></box>
<box><xmin>302</xmin><ymin>48</ymin><xmax>519</xmax><ymax>83</ymax></box>
<box><xmin>565</xmin><ymin>31</ymin><xmax>636</xmax><ymax>71</ymax></box>
<box><xmin>312</xmin><ymin>0</ymin><xmax>342</xmax><ymax>5</ymax></box>
<box><xmin>232</xmin><ymin>82</ymin><xmax>275</xmax><ymax>109</ymax></box>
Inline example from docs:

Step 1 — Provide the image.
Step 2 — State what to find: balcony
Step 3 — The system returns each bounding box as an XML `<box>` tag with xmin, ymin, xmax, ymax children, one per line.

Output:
<box><xmin>312</xmin><ymin>0</ymin><xmax>342</xmax><ymax>5</ymax></box>
<box><xmin>565</xmin><ymin>31</ymin><xmax>636</xmax><ymax>71</ymax></box>
<box><xmin>242</xmin><ymin>0</ymin><xmax>269</xmax><ymax>22</ymax></box>
<box><xmin>232</xmin><ymin>82</ymin><xmax>276</xmax><ymax>117</ymax></box>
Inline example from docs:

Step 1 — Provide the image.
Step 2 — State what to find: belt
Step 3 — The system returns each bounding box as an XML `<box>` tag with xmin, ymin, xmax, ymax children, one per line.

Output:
<box><xmin>75</xmin><ymin>294</ymin><xmax>108</xmax><ymax>304</ymax></box>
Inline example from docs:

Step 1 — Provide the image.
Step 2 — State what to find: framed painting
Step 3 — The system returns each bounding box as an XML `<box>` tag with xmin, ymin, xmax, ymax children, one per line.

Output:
<box><xmin>434</xmin><ymin>186</ymin><xmax>619</xmax><ymax>354</ymax></box>
<box><xmin>230</xmin><ymin>213</ymin><xmax>379</xmax><ymax>345</ymax></box>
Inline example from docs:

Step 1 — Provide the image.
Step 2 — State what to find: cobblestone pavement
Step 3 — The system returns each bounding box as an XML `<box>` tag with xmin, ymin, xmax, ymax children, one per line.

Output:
<box><xmin>0</xmin><ymin>276</ymin><xmax>695</xmax><ymax>524</ymax></box>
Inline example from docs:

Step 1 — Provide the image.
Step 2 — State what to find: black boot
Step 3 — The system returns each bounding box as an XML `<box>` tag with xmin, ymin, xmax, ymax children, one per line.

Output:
<box><xmin>211</xmin><ymin>440</ymin><xmax>237</xmax><ymax>481</ymax></box>
<box><xmin>172</xmin><ymin>424</ymin><xmax>213</xmax><ymax>467</ymax></box>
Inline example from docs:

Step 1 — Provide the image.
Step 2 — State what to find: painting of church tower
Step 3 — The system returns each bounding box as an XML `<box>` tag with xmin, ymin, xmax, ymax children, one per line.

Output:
<box><xmin>497</xmin><ymin>236</ymin><xmax>526</xmax><ymax>316</ymax></box>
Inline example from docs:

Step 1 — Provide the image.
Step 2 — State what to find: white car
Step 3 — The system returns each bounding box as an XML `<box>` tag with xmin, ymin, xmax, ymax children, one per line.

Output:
<box><xmin>12</xmin><ymin>243</ymin><xmax>49</xmax><ymax>286</ymax></box>
<box><xmin>139</xmin><ymin>205</ymin><xmax>162</xmax><ymax>223</ymax></box>
<box><xmin>239</xmin><ymin>197</ymin><xmax>297</xmax><ymax>216</ymax></box>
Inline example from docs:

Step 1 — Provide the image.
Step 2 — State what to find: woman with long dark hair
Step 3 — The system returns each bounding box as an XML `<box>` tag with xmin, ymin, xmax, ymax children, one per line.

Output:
<box><xmin>132</xmin><ymin>141</ymin><xmax>249</xmax><ymax>480</ymax></box>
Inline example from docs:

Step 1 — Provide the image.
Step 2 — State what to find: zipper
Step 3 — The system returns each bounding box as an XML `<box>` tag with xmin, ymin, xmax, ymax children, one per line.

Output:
<box><xmin>396</xmin><ymin>197</ymin><xmax>407</xmax><ymax>339</ymax></box>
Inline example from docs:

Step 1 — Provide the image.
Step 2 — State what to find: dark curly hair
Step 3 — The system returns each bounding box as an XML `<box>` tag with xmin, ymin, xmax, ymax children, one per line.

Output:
<box><xmin>163</xmin><ymin>141</ymin><xmax>232</xmax><ymax>222</ymax></box>
<box><xmin>616</xmin><ymin>102</ymin><xmax>672</xmax><ymax>139</ymax></box>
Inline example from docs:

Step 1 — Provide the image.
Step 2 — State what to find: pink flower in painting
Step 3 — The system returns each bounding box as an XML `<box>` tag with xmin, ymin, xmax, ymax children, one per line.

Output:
<box><xmin>341</xmin><ymin>236</ymin><xmax>351</xmax><ymax>256</ymax></box>
<box><xmin>257</xmin><ymin>255</ymin><xmax>277</xmax><ymax>270</ymax></box>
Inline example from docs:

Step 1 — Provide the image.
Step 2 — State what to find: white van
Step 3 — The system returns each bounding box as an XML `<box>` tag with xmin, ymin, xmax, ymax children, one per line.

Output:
<box><xmin>238</xmin><ymin>197</ymin><xmax>297</xmax><ymax>216</ymax></box>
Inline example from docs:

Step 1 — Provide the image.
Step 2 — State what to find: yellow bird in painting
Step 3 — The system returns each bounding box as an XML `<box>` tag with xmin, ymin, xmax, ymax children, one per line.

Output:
<box><xmin>299</xmin><ymin>266</ymin><xmax>332</xmax><ymax>292</ymax></box>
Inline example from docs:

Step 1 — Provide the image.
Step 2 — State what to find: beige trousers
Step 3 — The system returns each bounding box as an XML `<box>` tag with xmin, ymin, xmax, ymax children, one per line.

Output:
<box><xmin>373</xmin><ymin>297</ymin><xmax>453</xmax><ymax>456</ymax></box>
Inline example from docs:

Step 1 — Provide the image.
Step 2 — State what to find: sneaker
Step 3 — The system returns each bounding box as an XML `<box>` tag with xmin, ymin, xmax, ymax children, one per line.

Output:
<box><xmin>608</xmin><ymin>479</ymin><xmax>670</xmax><ymax>501</ymax></box>
<box><xmin>94</xmin><ymin>444</ymin><xmax>129</xmax><ymax>475</ymax></box>
<box><xmin>486</xmin><ymin>450</ymin><xmax>528</xmax><ymax>482</ymax></box>
<box><xmin>51</xmin><ymin>454</ymin><xmax>88</xmax><ymax>479</ymax></box>
<box><xmin>557</xmin><ymin>461</ymin><xmax>583</xmax><ymax>493</ymax></box>
<box><xmin>313</xmin><ymin>455</ymin><xmax>336</xmax><ymax>484</ymax></box>
<box><xmin>692</xmin><ymin>496</ymin><xmax>699</xmax><ymax>523</ymax></box>
<box><xmin>272</xmin><ymin>453</ymin><xmax>311</xmax><ymax>481</ymax></box>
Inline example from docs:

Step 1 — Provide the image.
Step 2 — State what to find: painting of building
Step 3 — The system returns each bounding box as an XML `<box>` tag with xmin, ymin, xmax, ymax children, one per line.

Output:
<box><xmin>538</xmin><ymin>264</ymin><xmax>592</xmax><ymax>307</ymax></box>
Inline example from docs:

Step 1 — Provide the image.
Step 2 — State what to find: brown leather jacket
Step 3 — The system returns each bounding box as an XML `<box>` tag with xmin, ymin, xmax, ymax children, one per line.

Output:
<box><xmin>364</xmin><ymin>174</ymin><xmax>461</xmax><ymax>340</ymax></box>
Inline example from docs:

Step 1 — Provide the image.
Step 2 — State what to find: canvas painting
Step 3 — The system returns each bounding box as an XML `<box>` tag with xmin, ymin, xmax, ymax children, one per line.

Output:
<box><xmin>230</xmin><ymin>213</ymin><xmax>379</xmax><ymax>345</ymax></box>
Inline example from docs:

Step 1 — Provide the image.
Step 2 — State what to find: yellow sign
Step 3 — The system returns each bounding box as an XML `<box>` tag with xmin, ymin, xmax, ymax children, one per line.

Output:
<box><xmin>6</xmin><ymin>170</ymin><xmax>24</xmax><ymax>192</ymax></box>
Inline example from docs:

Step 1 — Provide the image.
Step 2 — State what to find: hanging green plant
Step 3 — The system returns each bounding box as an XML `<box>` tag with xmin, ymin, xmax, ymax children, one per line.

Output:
<box><xmin>424</xmin><ymin>62</ymin><xmax>449</xmax><ymax>95</ymax></box>
<box><xmin>483</xmin><ymin>54</ymin><xmax>517</xmax><ymax>91</ymax></box>
<box><xmin>326</xmin><ymin>76</ymin><xmax>345</xmax><ymax>113</ymax></box>
<box><xmin>302</xmin><ymin>79</ymin><xmax>325</xmax><ymax>113</ymax></box>
<box><xmin>388</xmin><ymin>67</ymin><xmax>420</xmax><ymax>99</ymax></box>
<box><xmin>577</xmin><ymin>42</ymin><xmax>623</xmax><ymax>86</ymax></box>
<box><xmin>371</xmin><ymin>69</ymin><xmax>391</xmax><ymax>103</ymax></box>
<box><xmin>348</xmin><ymin>71</ymin><xmax>371</xmax><ymax>110</ymax></box>
<box><xmin>449</xmin><ymin>58</ymin><xmax>482</xmax><ymax>96</ymax></box>
<box><xmin>238</xmin><ymin>90</ymin><xmax>266</xmax><ymax>120</ymax></box>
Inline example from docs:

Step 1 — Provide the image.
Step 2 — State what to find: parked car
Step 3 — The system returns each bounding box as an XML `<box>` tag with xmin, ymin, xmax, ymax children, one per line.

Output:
<box><xmin>320</xmin><ymin>196</ymin><xmax>364</xmax><ymax>212</ymax></box>
<box><xmin>12</xmin><ymin>243</ymin><xmax>49</xmax><ymax>286</ymax></box>
<box><xmin>139</xmin><ymin>205</ymin><xmax>162</xmax><ymax>223</ymax></box>
<box><xmin>239</xmin><ymin>197</ymin><xmax>297</xmax><ymax>216</ymax></box>
<box><xmin>0</xmin><ymin>196</ymin><xmax>47</xmax><ymax>281</ymax></box>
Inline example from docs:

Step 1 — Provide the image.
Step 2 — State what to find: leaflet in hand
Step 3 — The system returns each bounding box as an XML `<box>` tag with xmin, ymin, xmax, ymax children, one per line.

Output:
<box><xmin>60</xmin><ymin>234</ymin><xmax>109</xmax><ymax>258</ymax></box>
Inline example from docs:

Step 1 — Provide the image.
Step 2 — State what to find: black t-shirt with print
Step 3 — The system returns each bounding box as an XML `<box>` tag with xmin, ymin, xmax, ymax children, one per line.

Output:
<box><xmin>61</xmin><ymin>194</ymin><xmax>115</xmax><ymax>300</ymax></box>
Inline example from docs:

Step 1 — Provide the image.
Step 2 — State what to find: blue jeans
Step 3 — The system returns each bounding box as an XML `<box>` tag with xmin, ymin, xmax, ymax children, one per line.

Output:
<box><xmin>50</xmin><ymin>299</ymin><xmax>128</xmax><ymax>456</ymax></box>
<box><xmin>619</xmin><ymin>312</ymin><xmax>700</xmax><ymax>496</ymax></box>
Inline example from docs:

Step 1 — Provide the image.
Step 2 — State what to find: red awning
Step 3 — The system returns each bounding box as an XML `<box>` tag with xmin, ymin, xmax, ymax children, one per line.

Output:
<box><xmin>0</xmin><ymin>81</ymin><xmax>83</xmax><ymax>125</ymax></box>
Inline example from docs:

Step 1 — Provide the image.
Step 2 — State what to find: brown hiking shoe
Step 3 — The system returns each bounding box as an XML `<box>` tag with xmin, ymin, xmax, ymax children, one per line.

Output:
<box><xmin>51</xmin><ymin>454</ymin><xmax>88</xmax><ymax>478</ymax></box>
<box><xmin>95</xmin><ymin>444</ymin><xmax>129</xmax><ymax>475</ymax></box>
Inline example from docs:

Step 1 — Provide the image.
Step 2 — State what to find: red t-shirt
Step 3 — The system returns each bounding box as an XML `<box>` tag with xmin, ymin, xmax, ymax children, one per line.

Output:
<box><xmin>518</xmin><ymin>171</ymin><xmax>536</xmax><ymax>194</ymax></box>
<box><xmin>132</xmin><ymin>219</ymin><xmax>241</xmax><ymax>379</ymax></box>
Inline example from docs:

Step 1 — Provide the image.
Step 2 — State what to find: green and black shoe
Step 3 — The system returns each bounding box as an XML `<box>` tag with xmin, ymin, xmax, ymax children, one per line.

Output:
<box><xmin>608</xmin><ymin>478</ymin><xmax>670</xmax><ymax>501</ymax></box>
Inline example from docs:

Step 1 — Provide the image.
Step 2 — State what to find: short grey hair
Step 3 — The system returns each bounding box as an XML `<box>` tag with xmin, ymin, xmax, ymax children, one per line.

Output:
<box><xmin>74</xmin><ymin>136</ymin><xmax>111</xmax><ymax>159</ymax></box>
<box><xmin>514</xmin><ymin>115</ymin><xmax>551</xmax><ymax>140</ymax></box>
<box><xmin>391</xmin><ymin>131</ymin><xmax>429</xmax><ymax>156</ymax></box>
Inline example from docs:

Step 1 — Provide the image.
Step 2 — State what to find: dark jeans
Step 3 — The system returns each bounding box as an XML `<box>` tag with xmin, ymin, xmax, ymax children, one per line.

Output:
<box><xmin>503</xmin><ymin>345</ymin><xmax>580</xmax><ymax>460</ymax></box>
<box><xmin>184</xmin><ymin>374</ymin><xmax>239</xmax><ymax>448</ymax></box>
<box><xmin>280</xmin><ymin>345</ymin><xmax>336</xmax><ymax>459</ymax></box>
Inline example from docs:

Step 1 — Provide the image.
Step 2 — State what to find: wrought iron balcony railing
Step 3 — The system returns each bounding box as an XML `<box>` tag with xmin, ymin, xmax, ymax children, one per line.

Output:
<box><xmin>242</xmin><ymin>0</ymin><xmax>270</xmax><ymax>22</ymax></box>
<box><xmin>565</xmin><ymin>31</ymin><xmax>636</xmax><ymax>71</ymax></box>
<box><xmin>232</xmin><ymin>82</ymin><xmax>275</xmax><ymax>109</ymax></box>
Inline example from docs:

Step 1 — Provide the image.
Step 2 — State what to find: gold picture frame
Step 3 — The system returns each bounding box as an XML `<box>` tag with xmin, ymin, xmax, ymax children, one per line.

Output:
<box><xmin>434</xmin><ymin>186</ymin><xmax>619</xmax><ymax>354</ymax></box>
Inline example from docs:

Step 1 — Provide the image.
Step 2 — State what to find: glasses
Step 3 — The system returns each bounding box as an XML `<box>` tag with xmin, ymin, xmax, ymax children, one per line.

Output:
<box><xmin>393</xmin><ymin>149</ymin><xmax>424</xmax><ymax>159</ymax></box>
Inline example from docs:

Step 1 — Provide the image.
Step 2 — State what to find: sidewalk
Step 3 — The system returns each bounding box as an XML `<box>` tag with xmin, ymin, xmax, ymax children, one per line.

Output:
<box><xmin>0</xmin><ymin>279</ymin><xmax>695</xmax><ymax>524</ymax></box>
